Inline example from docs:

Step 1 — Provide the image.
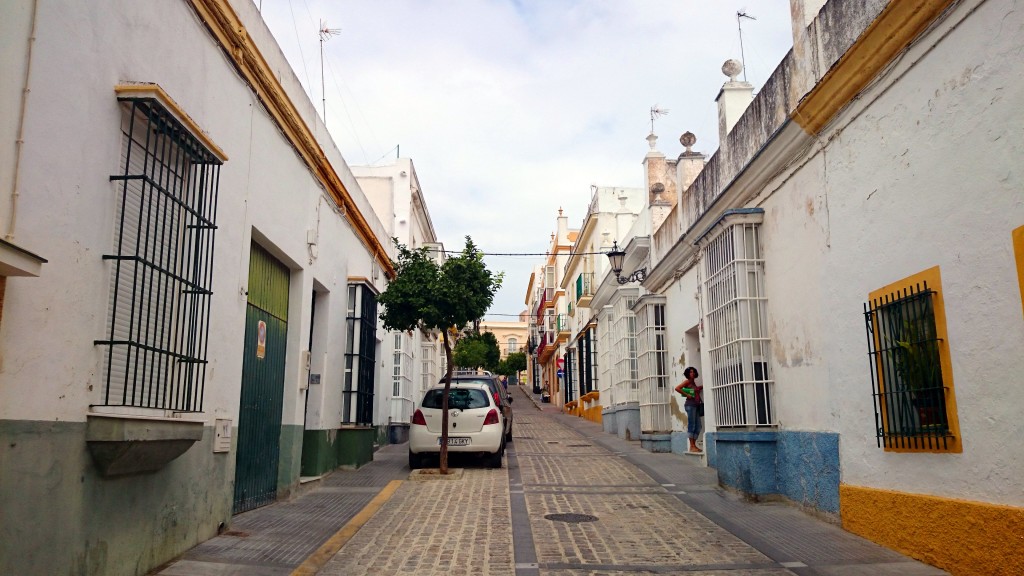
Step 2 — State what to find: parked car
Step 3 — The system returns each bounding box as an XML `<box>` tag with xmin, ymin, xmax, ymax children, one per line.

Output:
<box><xmin>443</xmin><ymin>371</ymin><xmax>514</xmax><ymax>442</ymax></box>
<box><xmin>409</xmin><ymin>382</ymin><xmax>506</xmax><ymax>469</ymax></box>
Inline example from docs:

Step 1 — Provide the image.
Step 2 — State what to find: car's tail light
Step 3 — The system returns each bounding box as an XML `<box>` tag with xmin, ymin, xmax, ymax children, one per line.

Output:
<box><xmin>483</xmin><ymin>408</ymin><xmax>500</xmax><ymax>426</ymax></box>
<box><xmin>493</xmin><ymin>392</ymin><xmax>502</xmax><ymax>406</ymax></box>
<box><xmin>412</xmin><ymin>409</ymin><xmax>426</xmax><ymax>426</ymax></box>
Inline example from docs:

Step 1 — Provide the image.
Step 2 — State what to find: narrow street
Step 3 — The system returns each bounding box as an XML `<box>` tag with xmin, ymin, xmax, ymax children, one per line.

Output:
<box><xmin>155</xmin><ymin>384</ymin><xmax>947</xmax><ymax>576</ymax></box>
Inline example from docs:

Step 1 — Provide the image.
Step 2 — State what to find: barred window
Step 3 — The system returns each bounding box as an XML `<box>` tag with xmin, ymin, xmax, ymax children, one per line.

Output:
<box><xmin>390</xmin><ymin>332</ymin><xmax>414</xmax><ymax>424</ymax></box>
<box><xmin>344</xmin><ymin>283</ymin><xmax>378</xmax><ymax>425</ymax></box>
<box><xmin>96</xmin><ymin>93</ymin><xmax>222</xmax><ymax>412</ymax></box>
<box><xmin>637</xmin><ymin>298</ymin><xmax>670</xmax><ymax>433</ymax></box>
<box><xmin>612</xmin><ymin>292</ymin><xmax>639</xmax><ymax>404</ymax></box>
<box><xmin>700</xmin><ymin>215</ymin><xmax>774</xmax><ymax>427</ymax></box>
<box><xmin>420</xmin><ymin>343</ymin><xmax>436</xmax><ymax>399</ymax></box>
<box><xmin>576</xmin><ymin>326</ymin><xmax>598</xmax><ymax>395</ymax></box>
<box><xmin>864</xmin><ymin>267</ymin><xmax>960</xmax><ymax>452</ymax></box>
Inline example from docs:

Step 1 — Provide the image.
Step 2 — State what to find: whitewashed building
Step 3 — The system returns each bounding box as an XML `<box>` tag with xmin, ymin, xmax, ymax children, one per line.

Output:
<box><xmin>0</xmin><ymin>1</ymin><xmax>405</xmax><ymax>574</ymax></box>
<box><xmin>638</xmin><ymin>0</ymin><xmax>1024</xmax><ymax>573</ymax></box>
<box><xmin>351</xmin><ymin>159</ymin><xmax>444</xmax><ymax>444</ymax></box>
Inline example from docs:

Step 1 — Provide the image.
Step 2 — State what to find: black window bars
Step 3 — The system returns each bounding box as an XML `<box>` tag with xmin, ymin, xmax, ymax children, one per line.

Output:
<box><xmin>864</xmin><ymin>281</ymin><xmax>951</xmax><ymax>450</ymax></box>
<box><xmin>96</xmin><ymin>97</ymin><xmax>221</xmax><ymax>412</ymax></box>
<box><xmin>343</xmin><ymin>283</ymin><xmax>378</xmax><ymax>425</ymax></box>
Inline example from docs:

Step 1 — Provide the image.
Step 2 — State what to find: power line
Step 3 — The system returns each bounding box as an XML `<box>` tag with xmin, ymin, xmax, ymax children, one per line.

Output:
<box><xmin>438</xmin><ymin>249</ymin><xmax>611</xmax><ymax>257</ymax></box>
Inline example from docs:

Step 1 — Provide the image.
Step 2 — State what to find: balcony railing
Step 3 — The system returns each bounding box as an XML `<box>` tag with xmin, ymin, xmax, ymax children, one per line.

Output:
<box><xmin>576</xmin><ymin>272</ymin><xmax>595</xmax><ymax>306</ymax></box>
<box><xmin>556</xmin><ymin>314</ymin><xmax>569</xmax><ymax>334</ymax></box>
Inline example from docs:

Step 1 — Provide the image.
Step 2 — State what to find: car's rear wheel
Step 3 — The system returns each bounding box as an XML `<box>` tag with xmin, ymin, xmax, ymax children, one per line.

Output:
<box><xmin>487</xmin><ymin>441</ymin><xmax>504</xmax><ymax>469</ymax></box>
<box><xmin>409</xmin><ymin>450</ymin><xmax>423</xmax><ymax>470</ymax></box>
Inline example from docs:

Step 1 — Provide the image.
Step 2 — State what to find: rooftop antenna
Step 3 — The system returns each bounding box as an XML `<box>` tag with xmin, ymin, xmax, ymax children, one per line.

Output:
<box><xmin>737</xmin><ymin>9</ymin><xmax>756</xmax><ymax>82</ymax></box>
<box><xmin>319</xmin><ymin>20</ymin><xmax>341</xmax><ymax>122</ymax></box>
<box><xmin>649</xmin><ymin>105</ymin><xmax>670</xmax><ymax>133</ymax></box>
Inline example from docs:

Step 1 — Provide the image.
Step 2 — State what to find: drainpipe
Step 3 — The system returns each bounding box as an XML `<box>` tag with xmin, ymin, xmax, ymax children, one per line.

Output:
<box><xmin>6</xmin><ymin>0</ymin><xmax>39</xmax><ymax>242</ymax></box>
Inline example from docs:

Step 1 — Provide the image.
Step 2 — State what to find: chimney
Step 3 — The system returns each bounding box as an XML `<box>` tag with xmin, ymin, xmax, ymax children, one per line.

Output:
<box><xmin>789</xmin><ymin>0</ymin><xmax>827</xmax><ymax>95</ymax></box>
<box><xmin>790</xmin><ymin>0</ymin><xmax>827</xmax><ymax>45</ymax></box>
<box><xmin>716</xmin><ymin>59</ymin><xmax>754</xmax><ymax>154</ymax></box>
<box><xmin>676</xmin><ymin>132</ymin><xmax>706</xmax><ymax>191</ymax></box>
<box><xmin>676</xmin><ymin>132</ymin><xmax>707</xmax><ymax>228</ymax></box>
<box><xmin>556</xmin><ymin>207</ymin><xmax>569</xmax><ymax>245</ymax></box>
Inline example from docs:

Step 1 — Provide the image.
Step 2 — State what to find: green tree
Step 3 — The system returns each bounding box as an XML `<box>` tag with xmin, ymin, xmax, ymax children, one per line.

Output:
<box><xmin>454</xmin><ymin>331</ymin><xmax>501</xmax><ymax>371</ymax></box>
<box><xmin>452</xmin><ymin>336</ymin><xmax>489</xmax><ymax>369</ymax></box>
<box><xmin>377</xmin><ymin>237</ymin><xmax>501</xmax><ymax>473</ymax></box>
<box><xmin>497</xmin><ymin>351</ymin><xmax>527</xmax><ymax>378</ymax></box>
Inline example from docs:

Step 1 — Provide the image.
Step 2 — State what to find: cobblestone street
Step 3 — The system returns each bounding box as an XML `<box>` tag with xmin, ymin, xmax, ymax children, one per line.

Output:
<box><xmin>276</xmin><ymin>386</ymin><xmax>945</xmax><ymax>576</ymax></box>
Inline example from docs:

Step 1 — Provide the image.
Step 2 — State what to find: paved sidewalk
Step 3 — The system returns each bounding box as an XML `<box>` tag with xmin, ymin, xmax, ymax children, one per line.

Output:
<box><xmin>153</xmin><ymin>384</ymin><xmax>948</xmax><ymax>575</ymax></box>
<box><xmin>151</xmin><ymin>444</ymin><xmax>410</xmax><ymax>575</ymax></box>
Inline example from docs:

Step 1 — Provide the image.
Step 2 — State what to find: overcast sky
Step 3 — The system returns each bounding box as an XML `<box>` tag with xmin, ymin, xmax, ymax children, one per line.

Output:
<box><xmin>257</xmin><ymin>0</ymin><xmax>797</xmax><ymax>320</ymax></box>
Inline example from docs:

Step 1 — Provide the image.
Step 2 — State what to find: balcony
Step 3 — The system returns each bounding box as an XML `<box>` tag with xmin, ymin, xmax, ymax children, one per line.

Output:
<box><xmin>542</xmin><ymin>287</ymin><xmax>555</xmax><ymax>308</ymax></box>
<box><xmin>576</xmin><ymin>272</ymin><xmax>595</xmax><ymax>307</ymax></box>
<box><xmin>556</xmin><ymin>314</ymin><xmax>569</xmax><ymax>335</ymax></box>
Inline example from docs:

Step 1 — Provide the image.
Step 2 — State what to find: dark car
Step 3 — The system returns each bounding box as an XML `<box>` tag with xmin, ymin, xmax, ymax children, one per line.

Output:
<box><xmin>442</xmin><ymin>371</ymin><xmax>513</xmax><ymax>442</ymax></box>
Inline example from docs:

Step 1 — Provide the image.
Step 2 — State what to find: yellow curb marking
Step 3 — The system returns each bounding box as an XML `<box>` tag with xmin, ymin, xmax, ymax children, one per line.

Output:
<box><xmin>290</xmin><ymin>479</ymin><xmax>403</xmax><ymax>576</ymax></box>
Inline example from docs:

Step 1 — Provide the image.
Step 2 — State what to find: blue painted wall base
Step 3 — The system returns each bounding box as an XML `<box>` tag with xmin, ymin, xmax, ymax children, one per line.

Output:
<box><xmin>640</xmin><ymin>433</ymin><xmax>672</xmax><ymax>452</ymax></box>
<box><xmin>707</xmin><ymin>430</ymin><xmax>839</xmax><ymax>515</ymax></box>
<box><xmin>615</xmin><ymin>403</ymin><xmax>641</xmax><ymax>441</ymax></box>
<box><xmin>602</xmin><ymin>409</ymin><xmax>617</xmax><ymax>435</ymax></box>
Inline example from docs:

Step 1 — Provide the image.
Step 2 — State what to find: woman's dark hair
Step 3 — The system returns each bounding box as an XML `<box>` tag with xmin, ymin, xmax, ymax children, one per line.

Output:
<box><xmin>684</xmin><ymin>366</ymin><xmax>699</xmax><ymax>379</ymax></box>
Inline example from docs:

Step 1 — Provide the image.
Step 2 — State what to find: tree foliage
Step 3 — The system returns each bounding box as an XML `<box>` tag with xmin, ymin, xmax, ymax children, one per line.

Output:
<box><xmin>495</xmin><ymin>351</ymin><xmax>527</xmax><ymax>377</ymax></box>
<box><xmin>377</xmin><ymin>237</ymin><xmax>501</xmax><ymax>472</ymax></box>
<box><xmin>453</xmin><ymin>331</ymin><xmax>501</xmax><ymax>371</ymax></box>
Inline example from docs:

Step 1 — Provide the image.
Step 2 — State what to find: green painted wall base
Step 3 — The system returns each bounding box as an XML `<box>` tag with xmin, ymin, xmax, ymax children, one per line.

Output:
<box><xmin>1</xmin><ymin>419</ymin><xmax>233</xmax><ymax>576</ymax></box>
<box><xmin>277</xmin><ymin>424</ymin><xmax>304</xmax><ymax>500</ymax></box>
<box><xmin>300</xmin><ymin>427</ymin><xmax>375</xmax><ymax>475</ymax></box>
<box><xmin>337</xmin><ymin>427</ymin><xmax>375</xmax><ymax>468</ymax></box>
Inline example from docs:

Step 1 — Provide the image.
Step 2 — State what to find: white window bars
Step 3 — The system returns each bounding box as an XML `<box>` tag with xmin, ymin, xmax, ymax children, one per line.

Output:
<box><xmin>391</xmin><ymin>332</ymin><xmax>414</xmax><ymax>423</ymax></box>
<box><xmin>700</xmin><ymin>218</ymin><xmax>774</xmax><ymax>427</ymax></box>
<box><xmin>612</xmin><ymin>292</ymin><xmax>639</xmax><ymax>405</ymax></box>
<box><xmin>637</xmin><ymin>299</ymin><xmax>671</xmax><ymax>433</ymax></box>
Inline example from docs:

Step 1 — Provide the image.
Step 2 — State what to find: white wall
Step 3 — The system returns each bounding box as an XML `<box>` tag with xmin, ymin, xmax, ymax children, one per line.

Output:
<box><xmin>0</xmin><ymin>0</ymin><xmax>389</xmax><ymax>433</ymax></box>
<box><xmin>773</xmin><ymin>0</ymin><xmax>1024</xmax><ymax>505</ymax></box>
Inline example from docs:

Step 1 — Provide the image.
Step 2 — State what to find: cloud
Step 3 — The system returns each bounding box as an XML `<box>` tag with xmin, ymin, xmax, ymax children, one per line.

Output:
<box><xmin>259</xmin><ymin>0</ymin><xmax>796</xmax><ymax>318</ymax></box>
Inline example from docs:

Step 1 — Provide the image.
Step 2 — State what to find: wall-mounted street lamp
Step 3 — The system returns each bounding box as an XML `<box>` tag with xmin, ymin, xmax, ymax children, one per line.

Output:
<box><xmin>605</xmin><ymin>241</ymin><xmax>647</xmax><ymax>284</ymax></box>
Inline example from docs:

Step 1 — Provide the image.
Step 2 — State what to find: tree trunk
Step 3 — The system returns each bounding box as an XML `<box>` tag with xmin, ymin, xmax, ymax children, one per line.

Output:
<box><xmin>440</xmin><ymin>331</ymin><xmax>455</xmax><ymax>474</ymax></box>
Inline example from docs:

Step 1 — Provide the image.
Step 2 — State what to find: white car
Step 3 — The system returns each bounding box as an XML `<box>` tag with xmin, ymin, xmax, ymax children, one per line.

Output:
<box><xmin>409</xmin><ymin>383</ymin><xmax>506</xmax><ymax>469</ymax></box>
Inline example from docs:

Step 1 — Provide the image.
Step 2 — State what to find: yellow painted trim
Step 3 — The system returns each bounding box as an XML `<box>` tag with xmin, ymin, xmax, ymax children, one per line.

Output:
<box><xmin>1013</xmin><ymin>225</ymin><xmax>1024</xmax><ymax>320</ymax></box>
<box><xmin>290</xmin><ymin>479</ymin><xmax>402</xmax><ymax>576</ymax></box>
<box><xmin>868</xmin><ymin>266</ymin><xmax>961</xmax><ymax>453</ymax></box>
<box><xmin>114</xmin><ymin>83</ymin><xmax>229</xmax><ymax>162</ymax></box>
<box><xmin>793</xmin><ymin>0</ymin><xmax>956</xmax><ymax>135</ymax></box>
<box><xmin>185</xmin><ymin>0</ymin><xmax>394</xmax><ymax>279</ymax></box>
<box><xmin>840</xmin><ymin>484</ymin><xmax>1024</xmax><ymax>576</ymax></box>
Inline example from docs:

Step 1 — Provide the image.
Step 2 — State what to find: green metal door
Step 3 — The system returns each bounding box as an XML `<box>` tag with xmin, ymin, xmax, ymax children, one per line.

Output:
<box><xmin>234</xmin><ymin>244</ymin><xmax>290</xmax><ymax>514</ymax></box>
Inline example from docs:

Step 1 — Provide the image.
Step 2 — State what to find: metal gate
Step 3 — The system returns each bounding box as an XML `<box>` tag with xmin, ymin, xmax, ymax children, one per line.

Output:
<box><xmin>233</xmin><ymin>244</ymin><xmax>289</xmax><ymax>514</ymax></box>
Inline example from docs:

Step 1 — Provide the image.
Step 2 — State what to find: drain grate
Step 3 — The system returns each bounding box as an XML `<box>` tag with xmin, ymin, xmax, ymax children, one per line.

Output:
<box><xmin>567</xmin><ymin>444</ymin><xmax>591</xmax><ymax>448</ymax></box>
<box><xmin>545</xmin><ymin>513</ymin><xmax>599</xmax><ymax>523</ymax></box>
<box><xmin>547</xmin><ymin>441</ymin><xmax>560</xmax><ymax>444</ymax></box>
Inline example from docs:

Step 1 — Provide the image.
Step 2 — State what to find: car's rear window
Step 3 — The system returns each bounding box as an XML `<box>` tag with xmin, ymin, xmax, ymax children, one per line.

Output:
<box><xmin>421</xmin><ymin>388</ymin><xmax>490</xmax><ymax>410</ymax></box>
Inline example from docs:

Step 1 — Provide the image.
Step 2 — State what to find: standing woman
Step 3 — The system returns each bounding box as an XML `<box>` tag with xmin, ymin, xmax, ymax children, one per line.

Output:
<box><xmin>675</xmin><ymin>367</ymin><xmax>703</xmax><ymax>453</ymax></box>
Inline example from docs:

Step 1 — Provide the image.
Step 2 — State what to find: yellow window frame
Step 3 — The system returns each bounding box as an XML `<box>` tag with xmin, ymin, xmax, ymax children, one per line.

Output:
<box><xmin>1013</xmin><ymin>225</ymin><xmax>1024</xmax><ymax>320</ymax></box>
<box><xmin>868</xmin><ymin>266</ymin><xmax>962</xmax><ymax>453</ymax></box>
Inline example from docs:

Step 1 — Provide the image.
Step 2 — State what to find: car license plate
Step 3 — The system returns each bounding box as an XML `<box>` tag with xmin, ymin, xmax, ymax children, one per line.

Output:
<box><xmin>439</xmin><ymin>437</ymin><xmax>470</xmax><ymax>446</ymax></box>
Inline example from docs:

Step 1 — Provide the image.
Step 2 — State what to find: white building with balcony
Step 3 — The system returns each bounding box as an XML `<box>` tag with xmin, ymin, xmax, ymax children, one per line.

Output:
<box><xmin>351</xmin><ymin>159</ymin><xmax>444</xmax><ymax>444</ymax></box>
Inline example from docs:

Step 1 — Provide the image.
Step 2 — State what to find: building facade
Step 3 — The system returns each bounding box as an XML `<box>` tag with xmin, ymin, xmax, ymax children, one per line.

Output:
<box><xmin>641</xmin><ymin>1</ymin><xmax>1024</xmax><ymax>574</ymax></box>
<box><xmin>0</xmin><ymin>1</ymin><xmax>419</xmax><ymax>574</ymax></box>
<box><xmin>351</xmin><ymin>159</ymin><xmax>445</xmax><ymax>445</ymax></box>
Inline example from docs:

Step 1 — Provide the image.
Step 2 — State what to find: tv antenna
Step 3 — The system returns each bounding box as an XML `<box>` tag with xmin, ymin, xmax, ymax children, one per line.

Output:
<box><xmin>650</xmin><ymin>105</ymin><xmax>669</xmax><ymax>133</ymax></box>
<box><xmin>737</xmin><ymin>10</ymin><xmax>756</xmax><ymax>82</ymax></box>
<box><xmin>319</xmin><ymin>20</ymin><xmax>342</xmax><ymax>122</ymax></box>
